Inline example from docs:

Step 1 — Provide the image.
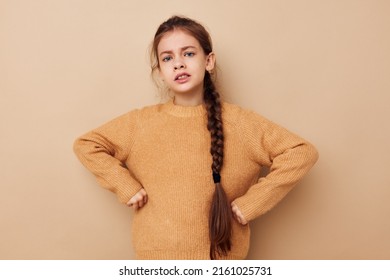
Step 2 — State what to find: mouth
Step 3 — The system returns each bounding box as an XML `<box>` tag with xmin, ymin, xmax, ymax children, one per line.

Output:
<box><xmin>174</xmin><ymin>72</ymin><xmax>191</xmax><ymax>81</ymax></box>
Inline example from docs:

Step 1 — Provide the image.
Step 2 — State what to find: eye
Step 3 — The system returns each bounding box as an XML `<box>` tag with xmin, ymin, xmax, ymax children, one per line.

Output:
<box><xmin>184</xmin><ymin>52</ymin><xmax>195</xmax><ymax>57</ymax></box>
<box><xmin>161</xmin><ymin>56</ymin><xmax>172</xmax><ymax>62</ymax></box>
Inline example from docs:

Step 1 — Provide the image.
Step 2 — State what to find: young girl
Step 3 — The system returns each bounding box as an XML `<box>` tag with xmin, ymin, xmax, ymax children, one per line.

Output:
<box><xmin>73</xmin><ymin>15</ymin><xmax>318</xmax><ymax>260</ymax></box>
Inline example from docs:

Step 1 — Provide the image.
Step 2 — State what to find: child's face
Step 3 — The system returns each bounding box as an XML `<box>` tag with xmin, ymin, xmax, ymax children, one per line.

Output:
<box><xmin>157</xmin><ymin>29</ymin><xmax>215</xmax><ymax>99</ymax></box>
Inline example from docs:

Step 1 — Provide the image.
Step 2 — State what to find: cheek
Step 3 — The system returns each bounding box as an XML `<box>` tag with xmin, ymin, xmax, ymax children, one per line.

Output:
<box><xmin>158</xmin><ymin>65</ymin><xmax>170</xmax><ymax>79</ymax></box>
<box><xmin>191</xmin><ymin>59</ymin><xmax>207</xmax><ymax>72</ymax></box>
<box><xmin>200</xmin><ymin>59</ymin><xmax>209</xmax><ymax>72</ymax></box>
<box><xmin>196</xmin><ymin>63</ymin><xmax>208</xmax><ymax>78</ymax></box>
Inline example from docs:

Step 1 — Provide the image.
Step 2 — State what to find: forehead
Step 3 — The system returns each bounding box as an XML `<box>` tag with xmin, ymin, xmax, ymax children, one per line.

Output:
<box><xmin>157</xmin><ymin>29</ymin><xmax>201</xmax><ymax>54</ymax></box>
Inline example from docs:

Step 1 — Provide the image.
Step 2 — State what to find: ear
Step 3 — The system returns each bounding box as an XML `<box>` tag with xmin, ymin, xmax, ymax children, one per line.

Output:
<box><xmin>205</xmin><ymin>52</ymin><xmax>216</xmax><ymax>72</ymax></box>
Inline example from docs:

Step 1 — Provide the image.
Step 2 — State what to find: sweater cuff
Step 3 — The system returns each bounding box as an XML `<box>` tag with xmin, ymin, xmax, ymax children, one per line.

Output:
<box><xmin>231</xmin><ymin>185</ymin><xmax>290</xmax><ymax>222</ymax></box>
<box><xmin>95</xmin><ymin>175</ymin><xmax>143</xmax><ymax>204</ymax></box>
<box><xmin>115</xmin><ymin>183</ymin><xmax>143</xmax><ymax>204</ymax></box>
<box><xmin>231</xmin><ymin>196</ymin><xmax>260</xmax><ymax>223</ymax></box>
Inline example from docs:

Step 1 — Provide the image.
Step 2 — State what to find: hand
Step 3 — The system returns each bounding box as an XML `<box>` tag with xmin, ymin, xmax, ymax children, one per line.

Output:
<box><xmin>126</xmin><ymin>188</ymin><xmax>148</xmax><ymax>210</ymax></box>
<box><xmin>231</xmin><ymin>202</ymin><xmax>248</xmax><ymax>225</ymax></box>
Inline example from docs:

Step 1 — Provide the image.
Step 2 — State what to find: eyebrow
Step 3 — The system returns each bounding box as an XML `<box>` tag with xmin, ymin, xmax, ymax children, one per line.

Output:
<box><xmin>159</xmin><ymin>45</ymin><xmax>197</xmax><ymax>57</ymax></box>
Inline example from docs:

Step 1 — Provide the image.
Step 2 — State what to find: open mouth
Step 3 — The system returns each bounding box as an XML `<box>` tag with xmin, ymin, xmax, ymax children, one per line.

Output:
<box><xmin>175</xmin><ymin>73</ymin><xmax>191</xmax><ymax>81</ymax></box>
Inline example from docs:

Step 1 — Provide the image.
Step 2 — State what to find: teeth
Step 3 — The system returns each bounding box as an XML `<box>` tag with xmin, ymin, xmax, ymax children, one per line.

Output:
<box><xmin>177</xmin><ymin>75</ymin><xmax>188</xmax><ymax>80</ymax></box>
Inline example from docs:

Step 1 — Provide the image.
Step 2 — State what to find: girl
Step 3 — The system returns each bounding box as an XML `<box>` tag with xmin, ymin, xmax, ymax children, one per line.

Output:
<box><xmin>73</xmin><ymin>15</ymin><xmax>318</xmax><ymax>260</ymax></box>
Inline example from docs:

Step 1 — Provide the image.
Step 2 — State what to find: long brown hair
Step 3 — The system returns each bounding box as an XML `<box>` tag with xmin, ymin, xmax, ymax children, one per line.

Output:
<box><xmin>151</xmin><ymin>16</ymin><xmax>232</xmax><ymax>259</ymax></box>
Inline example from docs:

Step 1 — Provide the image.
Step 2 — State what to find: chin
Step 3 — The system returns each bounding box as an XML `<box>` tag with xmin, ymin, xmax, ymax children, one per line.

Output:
<box><xmin>173</xmin><ymin>84</ymin><xmax>203</xmax><ymax>95</ymax></box>
<box><xmin>172</xmin><ymin>87</ymin><xmax>196</xmax><ymax>95</ymax></box>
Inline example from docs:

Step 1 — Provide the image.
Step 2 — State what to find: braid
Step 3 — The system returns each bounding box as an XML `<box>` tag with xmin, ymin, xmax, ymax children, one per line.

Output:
<box><xmin>204</xmin><ymin>74</ymin><xmax>223</xmax><ymax>173</ymax></box>
<box><xmin>204</xmin><ymin>71</ymin><xmax>232</xmax><ymax>260</ymax></box>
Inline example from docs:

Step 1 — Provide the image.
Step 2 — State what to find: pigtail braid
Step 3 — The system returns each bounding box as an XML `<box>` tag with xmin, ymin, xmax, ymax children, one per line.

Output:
<box><xmin>204</xmin><ymin>71</ymin><xmax>232</xmax><ymax>260</ymax></box>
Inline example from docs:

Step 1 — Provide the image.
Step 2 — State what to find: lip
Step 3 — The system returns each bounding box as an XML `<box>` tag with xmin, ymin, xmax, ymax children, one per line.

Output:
<box><xmin>174</xmin><ymin>72</ymin><xmax>191</xmax><ymax>82</ymax></box>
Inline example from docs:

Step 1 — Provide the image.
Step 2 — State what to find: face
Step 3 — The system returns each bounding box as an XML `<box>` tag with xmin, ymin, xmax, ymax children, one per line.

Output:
<box><xmin>157</xmin><ymin>29</ymin><xmax>215</xmax><ymax>100</ymax></box>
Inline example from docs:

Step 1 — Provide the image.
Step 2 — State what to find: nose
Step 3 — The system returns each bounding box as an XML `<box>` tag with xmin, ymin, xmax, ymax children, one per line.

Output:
<box><xmin>173</xmin><ymin>59</ymin><xmax>185</xmax><ymax>70</ymax></box>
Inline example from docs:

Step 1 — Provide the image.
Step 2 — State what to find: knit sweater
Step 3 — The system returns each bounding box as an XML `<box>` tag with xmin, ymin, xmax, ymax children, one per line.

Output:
<box><xmin>73</xmin><ymin>100</ymin><xmax>318</xmax><ymax>259</ymax></box>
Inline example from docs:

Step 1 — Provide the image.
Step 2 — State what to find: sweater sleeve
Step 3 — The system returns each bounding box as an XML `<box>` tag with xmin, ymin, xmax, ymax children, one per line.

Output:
<box><xmin>73</xmin><ymin>109</ymin><xmax>143</xmax><ymax>204</ymax></box>
<box><xmin>232</xmin><ymin>109</ymin><xmax>319</xmax><ymax>222</ymax></box>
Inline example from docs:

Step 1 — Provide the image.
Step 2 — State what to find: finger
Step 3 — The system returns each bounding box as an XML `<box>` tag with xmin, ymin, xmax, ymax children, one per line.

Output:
<box><xmin>128</xmin><ymin>198</ymin><xmax>138</xmax><ymax>208</ymax></box>
<box><xmin>231</xmin><ymin>203</ymin><xmax>247</xmax><ymax>225</ymax></box>
<box><xmin>130</xmin><ymin>198</ymin><xmax>141</xmax><ymax>209</ymax></box>
<box><xmin>143</xmin><ymin>194</ymin><xmax>148</xmax><ymax>204</ymax></box>
<box><xmin>138</xmin><ymin>198</ymin><xmax>144</xmax><ymax>208</ymax></box>
<box><xmin>239</xmin><ymin>214</ymin><xmax>248</xmax><ymax>225</ymax></box>
<box><xmin>127</xmin><ymin>193</ymin><xmax>140</xmax><ymax>206</ymax></box>
<box><xmin>127</xmin><ymin>199</ymin><xmax>135</xmax><ymax>207</ymax></box>
<box><xmin>236</xmin><ymin>212</ymin><xmax>245</xmax><ymax>224</ymax></box>
<box><xmin>127</xmin><ymin>188</ymin><xmax>148</xmax><ymax>210</ymax></box>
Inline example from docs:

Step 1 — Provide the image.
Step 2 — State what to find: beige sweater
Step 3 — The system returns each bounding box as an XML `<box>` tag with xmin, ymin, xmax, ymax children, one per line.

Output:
<box><xmin>73</xmin><ymin>100</ymin><xmax>318</xmax><ymax>259</ymax></box>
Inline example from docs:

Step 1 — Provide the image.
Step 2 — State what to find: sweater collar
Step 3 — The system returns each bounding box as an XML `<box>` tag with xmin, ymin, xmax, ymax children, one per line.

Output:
<box><xmin>162</xmin><ymin>99</ymin><xmax>206</xmax><ymax>117</ymax></box>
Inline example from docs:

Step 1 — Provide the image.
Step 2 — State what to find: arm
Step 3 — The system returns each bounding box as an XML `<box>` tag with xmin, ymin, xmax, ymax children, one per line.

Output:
<box><xmin>73</xmin><ymin>109</ymin><xmax>144</xmax><ymax>204</ymax></box>
<box><xmin>232</xmin><ymin>110</ymin><xmax>319</xmax><ymax>223</ymax></box>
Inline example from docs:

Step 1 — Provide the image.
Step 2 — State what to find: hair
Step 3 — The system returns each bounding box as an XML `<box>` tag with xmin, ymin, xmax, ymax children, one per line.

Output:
<box><xmin>151</xmin><ymin>15</ymin><xmax>232</xmax><ymax>260</ymax></box>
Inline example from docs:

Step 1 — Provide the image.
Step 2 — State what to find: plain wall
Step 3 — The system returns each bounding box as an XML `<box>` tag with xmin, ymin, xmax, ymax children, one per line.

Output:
<box><xmin>1</xmin><ymin>0</ymin><xmax>389</xmax><ymax>259</ymax></box>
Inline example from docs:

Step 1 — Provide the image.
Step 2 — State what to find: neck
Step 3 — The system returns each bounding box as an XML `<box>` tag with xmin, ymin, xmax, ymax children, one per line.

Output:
<box><xmin>172</xmin><ymin>88</ymin><xmax>204</xmax><ymax>106</ymax></box>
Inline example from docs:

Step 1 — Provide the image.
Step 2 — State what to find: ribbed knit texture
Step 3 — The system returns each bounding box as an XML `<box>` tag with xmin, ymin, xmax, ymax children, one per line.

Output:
<box><xmin>73</xmin><ymin>100</ymin><xmax>318</xmax><ymax>259</ymax></box>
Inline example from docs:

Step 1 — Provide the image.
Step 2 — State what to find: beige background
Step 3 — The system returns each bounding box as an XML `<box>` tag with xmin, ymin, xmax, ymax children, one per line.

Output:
<box><xmin>1</xmin><ymin>0</ymin><xmax>389</xmax><ymax>259</ymax></box>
